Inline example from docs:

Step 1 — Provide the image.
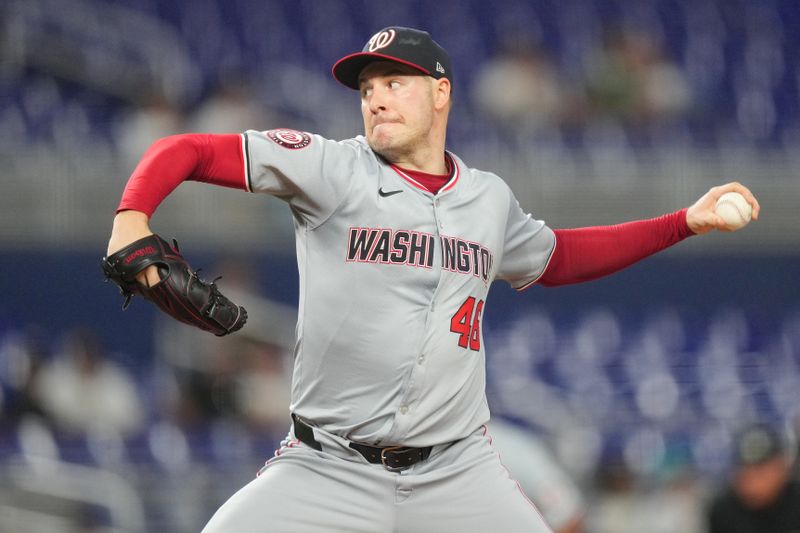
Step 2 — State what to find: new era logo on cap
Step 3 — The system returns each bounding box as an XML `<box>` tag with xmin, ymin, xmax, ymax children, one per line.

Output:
<box><xmin>332</xmin><ymin>26</ymin><xmax>453</xmax><ymax>90</ymax></box>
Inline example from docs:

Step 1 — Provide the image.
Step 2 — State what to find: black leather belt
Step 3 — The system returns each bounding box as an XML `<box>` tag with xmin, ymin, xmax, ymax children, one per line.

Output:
<box><xmin>292</xmin><ymin>414</ymin><xmax>432</xmax><ymax>471</ymax></box>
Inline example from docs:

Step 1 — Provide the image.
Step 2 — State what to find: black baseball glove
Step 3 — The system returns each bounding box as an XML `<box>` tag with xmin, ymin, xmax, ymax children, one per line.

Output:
<box><xmin>101</xmin><ymin>234</ymin><xmax>247</xmax><ymax>336</ymax></box>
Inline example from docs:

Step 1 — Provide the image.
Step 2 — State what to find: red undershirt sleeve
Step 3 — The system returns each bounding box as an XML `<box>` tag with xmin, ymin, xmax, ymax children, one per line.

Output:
<box><xmin>538</xmin><ymin>208</ymin><xmax>695</xmax><ymax>287</ymax></box>
<box><xmin>117</xmin><ymin>133</ymin><xmax>247</xmax><ymax>217</ymax></box>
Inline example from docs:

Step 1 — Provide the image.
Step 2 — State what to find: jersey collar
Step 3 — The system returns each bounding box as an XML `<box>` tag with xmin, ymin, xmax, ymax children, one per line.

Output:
<box><xmin>389</xmin><ymin>152</ymin><xmax>460</xmax><ymax>195</ymax></box>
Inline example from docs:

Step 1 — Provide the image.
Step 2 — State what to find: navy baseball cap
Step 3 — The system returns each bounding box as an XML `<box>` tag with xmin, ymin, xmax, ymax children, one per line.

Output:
<box><xmin>332</xmin><ymin>27</ymin><xmax>452</xmax><ymax>90</ymax></box>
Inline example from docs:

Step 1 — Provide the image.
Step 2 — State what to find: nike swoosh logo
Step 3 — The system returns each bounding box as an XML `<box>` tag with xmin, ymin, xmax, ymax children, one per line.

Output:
<box><xmin>378</xmin><ymin>188</ymin><xmax>403</xmax><ymax>197</ymax></box>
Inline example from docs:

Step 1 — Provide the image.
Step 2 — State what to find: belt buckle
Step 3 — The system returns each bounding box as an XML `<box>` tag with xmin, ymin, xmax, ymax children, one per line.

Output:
<box><xmin>380</xmin><ymin>446</ymin><xmax>406</xmax><ymax>472</ymax></box>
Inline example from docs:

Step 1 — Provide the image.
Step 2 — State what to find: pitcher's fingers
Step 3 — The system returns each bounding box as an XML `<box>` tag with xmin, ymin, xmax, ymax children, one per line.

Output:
<box><xmin>723</xmin><ymin>182</ymin><xmax>760</xmax><ymax>220</ymax></box>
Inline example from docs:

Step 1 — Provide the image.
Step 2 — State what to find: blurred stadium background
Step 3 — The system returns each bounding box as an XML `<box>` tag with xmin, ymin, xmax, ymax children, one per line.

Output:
<box><xmin>0</xmin><ymin>0</ymin><xmax>798</xmax><ymax>531</ymax></box>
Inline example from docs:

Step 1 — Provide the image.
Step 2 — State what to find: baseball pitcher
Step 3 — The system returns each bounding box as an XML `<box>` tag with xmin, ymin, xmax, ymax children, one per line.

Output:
<box><xmin>103</xmin><ymin>27</ymin><xmax>760</xmax><ymax>532</ymax></box>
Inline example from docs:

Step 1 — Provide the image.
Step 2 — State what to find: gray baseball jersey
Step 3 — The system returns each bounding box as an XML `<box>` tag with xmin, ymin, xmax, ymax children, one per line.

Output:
<box><xmin>243</xmin><ymin>128</ymin><xmax>555</xmax><ymax>447</ymax></box>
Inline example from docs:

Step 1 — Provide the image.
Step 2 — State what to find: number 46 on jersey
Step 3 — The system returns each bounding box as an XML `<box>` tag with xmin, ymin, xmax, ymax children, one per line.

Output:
<box><xmin>450</xmin><ymin>296</ymin><xmax>484</xmax><ymax>351</ymax></box>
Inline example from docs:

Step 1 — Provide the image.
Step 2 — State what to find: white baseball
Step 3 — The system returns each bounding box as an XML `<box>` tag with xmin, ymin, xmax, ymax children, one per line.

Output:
<box><xmin>715</xmin><ymin>191</ymin><xmax>752</xmax><ymax>229</ymax></box>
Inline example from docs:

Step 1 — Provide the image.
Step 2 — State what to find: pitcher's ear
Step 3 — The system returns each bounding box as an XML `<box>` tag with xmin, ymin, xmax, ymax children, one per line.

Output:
<box><xmin>433</xmin><ymin>78</ymin><xmax>452</xmax><ymax>110</ymax></box>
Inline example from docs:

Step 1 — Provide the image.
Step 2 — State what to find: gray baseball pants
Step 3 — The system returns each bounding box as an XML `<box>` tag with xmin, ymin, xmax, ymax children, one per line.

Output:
<box><xmin>202</xmin><ymin>424</ymin><xmax>552</xmax><ymax>532</ymax></box>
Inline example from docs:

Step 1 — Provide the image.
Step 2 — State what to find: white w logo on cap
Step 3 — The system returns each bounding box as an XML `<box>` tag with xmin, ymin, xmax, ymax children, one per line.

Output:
<box><xmin>368</xmin><ymin>29</ymin><xmax>396</xmax><ymax>52</ymax></box>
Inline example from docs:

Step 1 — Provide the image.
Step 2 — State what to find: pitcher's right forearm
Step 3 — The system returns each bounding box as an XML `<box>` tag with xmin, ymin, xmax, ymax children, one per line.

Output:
<box><xmin>110</xmin><ymin>134</ymin><xmax>246</xmax><ymax>287</ymax></box>
<box><xmin>117</xmin><ymin>134</ymin><xmax>248</xmax><ymax>216</ymax></box>
<box><xmin>108</xmin><ymin>210</ymin><xmax>152</xmax><ymax>254</ymax></box>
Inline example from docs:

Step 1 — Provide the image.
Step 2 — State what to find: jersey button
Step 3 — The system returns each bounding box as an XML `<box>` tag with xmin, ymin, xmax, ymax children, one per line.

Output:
<box><xmin>417</xmin><ymin>354</ymin><xmax>425</xmax><ymax>364</ymax></box>
<box><xmin>399</xmin><ymin>405</ymin><xmax>409</xmax><ymax>415</ymax></box>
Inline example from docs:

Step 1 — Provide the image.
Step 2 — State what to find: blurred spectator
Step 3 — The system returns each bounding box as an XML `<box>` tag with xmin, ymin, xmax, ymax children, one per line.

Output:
<box><xmin>161</xmin><ymin>337</ymin><xmax>241</xmax><ymax>428</ymax></box>
<box><xmin>160</xmin><ymin>335</ymin><xmax>291</xmax><ymax>436</ymax></box>
<box><xmin>0</xmin><ymin>325</ymin><xmax>52</xmax><ymax>426</ymax></box>
<box><xmin>113</xmin><ymin>92</ymin><xmax>185</xmax><ymax>172</ymax></box>
<box><xmin>153</xmin><ymin>256</ymin><xmax>294</xmax><ymax>434</ymax></box>
<box><xmin>488</xmin><ymin>419</ymin><xmax>585</xmax><ymax>533</ymax></box>
<box><xmin>588</xmin><ymin>456</ymin><xmax>645</xmax><ymax>533</ymax></box>
<box><xmin>471</xmin><ymin>35</ymin><xmax>565</xmax><ymax>138</ymax></box>
<box><xmin>645</xmin><ymin>459</ymin><xmax>708</xmax><ymax>533</ymax></box>
<box><xmin>585</xmin><ymin>451</ymin><xmax>704</xmax><ymax>533</ymax></box>
<box><xmin>188</xmin><ymin>72</ymin><xmax>278</xmax><ymax>133</ymax></box>
<box><xmin>233</xmin><ymin>339</ymin><xmax>292</xmax><ymax>433</ymax></box>
<box><xmin>707</xmin><ymin>423</ymin><xmax>800</xmax><ymax>533</ymax></box>
<box><xmin>33</xmin><ymin>327</ymin><xmax>144</xmax><ymax>437</ymax></box>
<box><xmin>582</xmin><ymin>29</ymin><xmax>691</xmax><ymax>129</ymax></box>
